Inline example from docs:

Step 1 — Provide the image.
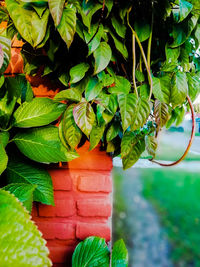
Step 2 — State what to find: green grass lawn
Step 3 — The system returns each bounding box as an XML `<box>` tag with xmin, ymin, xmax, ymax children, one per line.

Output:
<box><xmin>141</xmin><ymin>168</ymin><xmax>200</xmax><ymax>266</ymax></box>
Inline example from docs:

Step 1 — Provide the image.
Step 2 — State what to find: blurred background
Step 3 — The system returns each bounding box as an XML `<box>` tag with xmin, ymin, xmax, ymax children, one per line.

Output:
<box><xmin>112</xmin><ymin>113</ymin><xmax>200</xmax><ymax>267</ymax></box>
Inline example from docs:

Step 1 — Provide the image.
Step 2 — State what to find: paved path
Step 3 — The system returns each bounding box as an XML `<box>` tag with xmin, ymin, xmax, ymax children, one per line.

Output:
<box><xmin>113</xmin><ymin>167</ymin><xmax>174</xmax><ymax>267</ymax></box>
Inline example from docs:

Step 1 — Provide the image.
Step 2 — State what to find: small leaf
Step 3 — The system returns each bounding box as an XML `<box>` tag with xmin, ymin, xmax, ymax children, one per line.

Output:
<box><xmin>109</xmin><ymin>31</ymin><xmax>128</xmax><ymax>59</ymax></box>
<box><xmin>54</xmin><ymin>88</ymin><xmax>82</xmax><ymax>102</ymax></box>
<box><xmin>48</xmin><ymin>0</ymin><xmax>65</xmax><ymax>26</ymax></box>
<box><xmin>62</xmin><ymin>104</ymin><xmax>82</xmax><ymax>149</ymax></box>
<box><xmin>0</xmin><ymin>144</ymin><xmax>8</xmax><ymax>175</ymax></box>
<box><xmin>108</xmin><ymin>76</ymin><xmax>131</xmax><ymax>94</ymax></box>
<box><xmin>106</xmin><ymin>141</ymin><xmax>115</xmax><ymax>153</ymax></box>
<box><xmin>154</xmin><ymin>100</ymin><xmax>169</xmax><ymax>128</ymax></box>
<box><xmin>85</xmin><ymin>77</ymin><xmax>103</xmax><ymax>101</ymax></box>
<box><xmin>93</xmin><ymin>42</ymin><xmax>112</xmax><ymax>74</ymax></box>
<box><xmin>0</xmin><ymin>189</ymin><xmax>51</xmax><ymax>266</ymax></box>
<box><xmin>111</xmin><ymin>239</ymin><xmax>128</xmax><ymax>267</ymax></box>
<box><xmin>81</xmin><ymin>1</ymin><xmax>102</xmax><ymax>30</ymax></box>
<box><xmin>72</xmin><ymin>236</ymin><xmax>110</xmax><ymax>267</ymax></box>
<box><xmin>73</xmin><ymin>100</ymin><xmax>95</xmax><ymax>137</ymax></box>
<box><xmin>111</xmin><ymin>16</ymin><xmax>126</xmax><ymax>38</ymax></box>
<box><xmin>135</xmin><ymin>70</ymin><xmax>145</xmax><ymax>82</ymax></box>
<box><xmin>57</xmin><ymin>5</ymin><xmax>76</xmax><ymax>48</ymax></box>
<box><xmin>89</xmin><ymin>124</ymin><xmax>105</xmax><ymax>150</ymax></box>
<box><xmin>134</xmin><ymin>21</ymin><xmax>150</xmax><ymax>42</ymax></box>
<box><xmin>69</xmin><ymin>63</ymin><xmax>90</xmax><ymax>84</ymax></box>
<box><xmin>145</xmin><ymin>135</ymin><xmax>158</xmax><ymax>158</ymax></box>
<box><xmin>3</xmin><ymin>183</ymin><xmax>36</xmax><ymax>213</ymax></box>
<box><xmin>6</xmin><ymin>158</ymin><xmax>54</xmax><ymax>205</ymax></box>
<box><xmin>0</xmin><ymin>34</ymin><xmax>11</xmax><ymax>74</ymax></box>
<box><xmin>88</xmin><ymin>24</ymin><xmax>104</xmax><ymax>55</ymax></box>
<box><xmin>106</xmin><ymin>121</ymin><xmax>121</xmax><ymax>141</ymax></box>
<box><xmin>173</xmin><ymin>0</ymin><xmax>193</xmax><ymax>23</ymax></box>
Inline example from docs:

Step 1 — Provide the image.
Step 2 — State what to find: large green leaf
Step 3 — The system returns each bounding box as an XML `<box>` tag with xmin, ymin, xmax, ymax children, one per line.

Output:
<box><xmin>171</xmin><ymin>71</ymin><xmax>188</xmax><ymax>106</ymax></box>
<box><xmin>118</xmin><ymin>93</ymin><xmax>137</xmax><ymax>132</ymax></box>
<box><xmin>6</xmin><ymin>0</ymin><xmax>49</xmax><ymax>47</ymax></box>
<box><xmin>173</xmin><ymin>0</ymin><xmax>193</xmax><ymax>22</ymax></box>
<box><xmin>48</xmin><ymin>0</ymin><xmax>65</xmax><ymax>26</ymax></box>
<box><xmin>13</xmin><ymin>98</ymin><xmax>66</xmax><ymax>128</ymax></box>
<box><xmin>13</xmin><ymin>125</ymin><xmax>79</xmax><ymax>163</ymax></box>
<box><xmin>93</xmin><ymin>42</ymin><xmax>112</xmax><ymax>74</ymax></box>
<box><xmin>145</xmin><ymin>135</ymin><xmax>158</xmax><ymax>158</ymax></box>
<box><xmin>154</xmin><ymin>100</ymin><xmax>169</xmax><ymax>128</ymax></box>
<box><xmin>121</xmin><ymin>131</ymin><xmax>137</xmax><ymax>158</ymax></box>
<box><xmin>0</xmin><ymin>34</ymin><xmax>11</xmax><ymax>74</ymax></box>
<box><xmin>54</xmin><ymin>88</ymin><xmax>82</xmax><ymax>102</ymax></box>
<box><xmin>3</xmin><ymin>183</ymin><xmax>36</xmax><ymax>213</ymax></box>
<box><xmin>134</xmin><ymin>21</ymin><xmax>151</xmax><ymax>42</ymax></box>
<box><xmin>62</xmin><ymin>104</ymin><xmax>82</xmax><ymax>149</ymax></box>
<box><xmin>85</xmin><ymin>77</ymin><xmax>103</xmax><ymax>101</ymax></box>
<box><xmin>108</xmin><ymin>76</ymin><xmax>131</xmax><ymax>94</ymax></box>
<box><xmin>89</xmin><ymin>124</ymin><xmax>105</xmax><ymax>150</ymax></box>
<box><xmin>73</xmin><ymin>100</ymin><xmax>95</xmax><ymax>137</ymax></box>
<box><xmin>109</xmin><ymin>31</ymin><xmax>128</xmax><ymax>59</ymax></box>
<box><xmin>111</xmin><ymin>16</ymin><xmax>126</xmax><ymax>38</ymax></box>
<box><xmin>106</xmin><ymin>122</ymin><xmax>121</xmax><ymax>141</ymax></box>
<box><xmin>57</xmin><ymin>6</ymin><xmax>76</xmax><ymax>48</ymax></box>
<box><xmin>88</xmin><ymin>24</ymin><xmax>104</xmax><ymax>55</ymax></box>
<box><xmin>6</xmin><ymin>158</ymin><xmax>54</xmax><ymax>205</ymax></box>
<box><xmin>81</xmin><ymin>0</ymin><xmax>102</xmax><ymax>30</ymax></box>
<box><xmin>69</xmin><ymin>63</ymin><xmax>90</xmax><ymax>84</ymax></box>
<box><xmin>131</xmin><ymin>98</ymin><xmax>151</xmax><ymax>131</ymax></box>
<box><xmin>0</xmin><ymin>189</ymin><xmax>51</xmax><ymax>266</ymax></box>
<box><xmin>72</xmin><ymin>236</ymin><xmax>110</xmax><ymax>267</ymax></box>
<box><xmin>152</xmin><ymin>75</ymin><xmax>171</xmax><ymax>104</ymax></box>
<box><xmin>187</xmin><ymin>72</ymin><xmax>200</xmax><ymax>101</ymax></box>
<box><xmin>111</xmin><ymin>239</ymin><xmax>128</xmax><ymax>267</ymax></box>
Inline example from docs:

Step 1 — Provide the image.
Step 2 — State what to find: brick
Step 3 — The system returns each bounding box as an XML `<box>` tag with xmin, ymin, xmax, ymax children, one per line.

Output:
<box><xmin>31</xmin><ymin>204</ymin><xmax>38</xmax><ymax>217</ymax></box>
<box><xmin>48</xmin><ymin>169</ymin><xmax>72</xmax><ymax>191</ymax></box>
<box><xmin>76</xmin><ymin>222</ymin><xmax>111</xmax><ymax>242</ymax></box>
<box><xmin>35</xmin><ymin>221</ymin><xmax>75</xmax><ymax>240</ymax></box>
<box><xmin>77</xmin><ymin>199</ymin><xmax>111</xmax><ymax>217</ymax></box>
<box><xmin>39</xmin><ymin>192</ymin><xmax>76</xmax><ymax>217</ymax></box>
<box><xmin>48</xmin><ymin>245</ymin><xmax>74</xmax><ymax>264</ymax></box>
<box><xmin>78</xmin><ymin>173</ymin><xmax>112</xmax><ymax>192</ymax></box>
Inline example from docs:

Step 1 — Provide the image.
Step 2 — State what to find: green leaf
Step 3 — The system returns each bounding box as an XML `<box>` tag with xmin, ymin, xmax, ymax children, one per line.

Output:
<box><xmin>106</xmin><ymin>141</ymin><xmax>115</xmax><ymax>152</ymax></box>
<box><xmin>135</xmin><ymin>70</ymin><xmax>145</xmax><ymax>82</ymax></box>
<box><xmin>0</xmin><ymin>7</ymin><xmax>9</xmax><ymax>24</ymax></box>
<box><xmin>187</xmin><ymin>72</ymin><xmax>200</xmax><ymax>101</ymax></box>
<box><xmin>85</xmin><ymin>77</ymin><xmax>103</xmax><ymax>101</ymax></box>
<box><xmin>57</xmin><ymin>6</ymin><xmax>76</xmax><ymax>49</ymax></box>
<box><xmin>109</xmin><ymin>31</ymin><xmax>128</xmax><ymax>59</ymax></box>
<box><xmin>62</xmin><ymin>104</ymin><xmax>82</xmax><ymax>149</ymax></box>
<box><xmin>121</xmin><ymin>131</ymin><xmax>136</xmax><ymax>158</ymax></box>
<box><xmin>81</xmin><ymin>0</ymin><xmax>102</xmax><ymax>30</ymax></box>
<box><xmin>6</xmin><ymin>0</ymin><xmax>49</xmax><ymax>47</ymax></box>
<box><xmin>131</xmin><ymin>98</ymin><xmax>151</xmax><ymax>131</ymax></box>
<box><xmin>0</xmin><ymin>189</ymin><xmax>51</xmax><ymax>266</ymax></box>
<box><xmin>0</xmin><ymin>131</ymin><xmax>9</xmax><ymax>147</ymax></box>
<box><xmin>69</xmin><ymin>63</ymin><xmax>90</xmax><ymax>84</ymax></box>
<box><xmin>73</xmin><ymin>100</ymin><xmax>95</xmax><ymax>137</ymax></box>
<box><xmin>118</xmin><ymin>93</ymin><xmax>137</xmax><ymax>132</ymax></box>
<box><xmin>108</xmin><ymin>76</ymin><xmax>131</xmax><ymax>94</ymax></box>
<box><xmin>88</xmin><ymin>24</ymin><xmax>104</xmax><ymax>56</ymax></box>
<box><xmin>0</xmin><ymin>34</ymin><xmax>11</xmax><ymax>74</ymax></box>
<box><xmin>111</xmin><ymin>239</ymin><xmax>128</xmax><ymax>267</ymax></box>
<box><xmin>48</xmin><ymin>0</ymin><xmax>65</xmax><ymax>26</ymax></box>
<box><xmin>154</xmin><ymin>100</ymin><xmax>169</xmax><ymax>128</ymax></box>
<box><xmin>134</xmin><ymin>21</ymin><xmax>150</xmax><ymax>42</ymax></box>
<box><xmin>152</xmin><ymin>75</ymin><xmax>172</xmax><ymax>104</ymax></box>
<box><xmin>106</xmin><ymin>121</ymin><xmax>121</xmax><ymax>141</ymax></box>
<box><xmin>72</xmin><ymin>236</ymin><xmax>110</xmax><ymax>267</ymax></box>
<box><xmin>93</xmin><ymin>42</ymin><xmax>112</xmax><ymax>74</ymax></box>
<box><xmin>54</xmin><ymin>88</ymin><xmax>82</xmax><ymax>102</ymax></box>
<box><xmin>3</xmin><ymin>183</ymin><xmax>36</xmax><ymax>213</ymax></box>
<box><xmin>13</xmin><ymin>98</ymin><xmax>66</xmax><ymax>128</ymax></box>
<box><xmin>6</xmin><ymin>158</ymin><xmax>54</xmax><ymax>205</ymax></box>
<box><xmin>111</xmin><ymin>16</ymin><xmax>126</xmax><ymax>38</ymax></box>
<box><xmin>165</xmin><ymin>45</ymin><xmax>180</xmax><ymax>63</ymax></box>
<box><xmin>0</xmin><ymin>144</ymin><xmax>8</xmax><ymax>175</ymax></box>
<box><xmin>173</xmin><ymin>0</ymin><xmax>193</xmax><ymax>23</ymax></box>
<box><xmin>89</xmin><ymin>124</ymin><xmax>105</xmax><ymax>150</ymax></box>
<box><xmin>13</xmin><ymin>125</ymin><xmax>79</xmax><ymax>163</ymax></box>
<box><xmin>145</xmin><ymin>135</ymin><xmax>158</xmax><ymax>158</ymax></box>
<box><xmin>171</xmin><ymin>71</ymin><xmax>188</xmax><ymax>106</ymax></box>
<box><xmin>0</xmin><ymin>91</ymin><xmax>16</xmax><ymax>129</ymax></box>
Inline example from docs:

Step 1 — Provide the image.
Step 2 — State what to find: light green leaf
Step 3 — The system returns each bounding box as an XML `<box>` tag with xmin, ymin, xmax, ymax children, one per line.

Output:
<box><xmin>145</xmin><ymin>135</ymin><xmax>158</xmax><ymax>158</ymax></box>
<box><xmin>0</xmin><ymin>34</ymin><xmax>11</xmax><ymax>74</ymax></box>
<box><xmin>13</xmin><ymin>98</ymin><xmax>66</xmax><ymax>128</ymax></box>
<box><xmin>48</xmin><ymin>0</ymin><xmax>65</xmax><ymax>26</ymax></box>
<box><xmin>187</xmin><ymin>72</ymin><xmax>200</xmax><ymax>101</ymax></box>
<box><xmin>173</xmin><ymin>0</ymin><xmax>193</xmax><ymax>22</ymax></box>
<box><xmin>57</xmin><ymin>6</ymin><xmax>76</xmax><ymax>48</ymax></box>
<box><xmin>106</xmin><ymin>122</ymin><xmax>121</xmax><ymax>141</ymax></box>
<box><xmin>171</xmin><ymin>71</ymin><xmax>188</xmax><ymax>106</ymax></box>
<box><xmin>69</xmin><ymin>63</ymin><xmax>90</xmax><ymax>83</ymax></box>
<box><xmin>6</xmin><ymin>158</ymin><xmax>54</xmax><ymax>205</ymax></box>
<box><xmin>154</xmin><ymin>100</ymin><xmax>169</xmax><ymax>128</ymax></box>
<box><xmin>135</xmin><ymin>70</ymin><xmax>145</xmax><ymax>82</ymax></box>
<box><xmin>88</xmin><ymin>24</ymin><xmax>104</xmax><ymax>56</ymax></box>
<box><xmin>6</xmin><ymin>0</ymin><xmax>49</xmax><ymax>47</ymax></box>
<box><xmin>93</xmin><ymin>42</ymin><xmax>112</xmax><ymax>74</ymax></box>
<box><xmin>73</xmin><ymin>100</ymin><xmax>95</xmax><ymax>137</ymax></box>
<box><xmin>54</xmin><ymin>88</ymin><xmax>82</xmax><ymax>102</ymax></box>
<box><xmin>89</xmin><ymin>124</ymin><xmax>105</xmax><ymax>150</ymax></box>
<box><xmin>0</xmin><ymin>189</ymin><xmax>51</xmax><ymax>266</ymax></box>
<box><xmin>111</xmin><ymin>239</ymin><xmax>128</xmax><ymax>267</ymax></box>
<box><xmin>134</xmin><ymin>21</ymin><xmax>150</xmax><ymax>42</ymax></box>
<box><xmin>62</xmin><ymin>104</ymin><xmax>82</xmax><ymax>149</ymax></box>
<box><xmin>72</xmin><ymin>236</ymin><xmax>110</xmax><ymax>267</ymax></box>
<box><xmin>13</xmin><ymin>125</ymin><xmax>79</xmax><ymax>163</ymax></box>
<box><xmin>0</xmin><ymin>144</ymin><xmax>8</xmax><ymax>175</ymax></box>
<box><xmin>152</xmin><ymin>75</ymin><xmax>172</xmax><ymax>104</ymax></box>
<box><xmin>3</xmin><ymin>183</ymin><xmax>36</xmax><ymax>213</ymax></box>
<box><xmin>118</xmin><ymin>93</ymin><xmax>137</xmax><ymax>132</ymax></box>
<box><xmin>0</xmin><ymin>131</ymin><xmax>9</xmax><ymax>148</ymax></box>
<box><xmin>85</xmin><ymin>77</ymin><xmax>103</xmax><ymax>101</ymax></box>
<box><xmin>121</xmin><ymin>131</ymin><xmax>137</xmax><ymax>158</ymax></box>
<box><xmin>111</xmin><ymin>16</ymin><xmax>126</xmax><ymax>38</ymax></box>
<box><xmin>108</xmin><ymin>76</ymin><xmax>131</xmax><ymax>94</ymax></box>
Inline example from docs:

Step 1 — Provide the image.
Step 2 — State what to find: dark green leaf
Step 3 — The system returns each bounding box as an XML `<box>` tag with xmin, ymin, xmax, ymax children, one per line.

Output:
<box><xmin>145</xmin><ymin>135</ymin><xmax>157</xmax><ymax>158</ymax></box>
<box><xmin>134</xmin><ymin>21</ymin><xmax>151</xmax><ymax>42</ymax></box>
<box><xmin>89</xmin><ymin>124</ymin><xmax>105</xmax><ymax>150</ymax></box>
<box><xmin>106</xmin><ymin>121</ymin><xmax>121</xmax><ymax>141</ymax></box>
<box><xmin>154</xmin><ymin>100</ymin><xmax>169</xmax><ymax>128</ymax></box>
<box><xmin>111</xmin><ymin>16</ymin><xmax>126</xmax><ymax>38</ymax></box>
<box><xmin>93</xmin><ymin>42</ymin><xmax>112</xmax><ymax>74</ymax></box>
<box><xmin>152</xmin><ymin>75</ymin><xmax>172</xmax><ymax>104</ymax></box>
<box><xmin>48</xmin><ymin>0</ymin><xmax>65</xmax><ymax>26</ymax></box>
<box><xmin>69</xmin><ymin>63</ymin><xmax>90</xmax><ymax>83</ymax></box>
<box><xmin>109</xmin><ymin>31</ymin><xmax>128</xmax><ymax>59</ymax></box>
<box><xmin>88</xmin><ymin>24</ymin><xmax>104</xmax><ymax>55</ymax></box>
<box><xmin>111</xmin><ymin>239</ymin><xmax>128</xmax><ymax>267</ymax></box>
<box><xmin>81</xmin><ymin>0</ymin><xmax>102</xmax><ymax>30</ymax></box>
<box><xmin>121</xmin><ymin>131</ymin><xmax>136</xmax><ymax>158</ymax></box>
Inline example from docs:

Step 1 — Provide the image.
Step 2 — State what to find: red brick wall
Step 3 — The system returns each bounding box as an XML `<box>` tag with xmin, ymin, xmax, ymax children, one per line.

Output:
<box><xmin>5</xmin><ymin>36</ymin><xmax>113</xmax><ymax>266</ymax></box>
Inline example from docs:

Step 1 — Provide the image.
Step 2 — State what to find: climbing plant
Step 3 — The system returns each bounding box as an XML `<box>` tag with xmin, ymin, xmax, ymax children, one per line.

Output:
<box><xmin>0</xmin><ymin>0</ymin><xmax>200</xmax><ymax>172</ymax></box>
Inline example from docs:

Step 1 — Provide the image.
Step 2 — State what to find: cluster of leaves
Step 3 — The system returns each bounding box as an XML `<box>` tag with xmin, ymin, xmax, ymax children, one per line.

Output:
<box><xmin>1</xmin><ymin>0</ymin><xmax>200</xmax><ymax>171</ymax></box>
<box><xmin>72</xmin><ymin>236</ymin><xmax>128</xmax><ymax>267</ymax></box>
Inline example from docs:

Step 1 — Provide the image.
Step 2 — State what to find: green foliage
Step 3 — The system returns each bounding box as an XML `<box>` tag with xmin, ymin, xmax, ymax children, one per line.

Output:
<box><xmin>0</xmin><ymin>189</ymin><xmax>51</xmax><ymax>266</ymax></box>
<box><xmin>111</xmin><ymin>239</ymin><xmax>128</xmax><ymax>267</ymax></box>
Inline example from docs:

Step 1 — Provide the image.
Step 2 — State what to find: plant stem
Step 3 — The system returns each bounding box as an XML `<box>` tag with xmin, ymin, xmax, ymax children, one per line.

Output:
<box><xmin>132</xmin><ymin>34</ymin><xmax>138</xmax><ymax>97</ymax></box>
<box><xmin>147</xmin><ymin>6</ymin><xmax>154</xmax><ymax>68</ymax></box>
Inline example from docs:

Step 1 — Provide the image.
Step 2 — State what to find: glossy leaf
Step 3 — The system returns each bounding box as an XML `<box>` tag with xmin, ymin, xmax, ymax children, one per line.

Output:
<box><xmin>54</xmin><ymin>88</ymin><xmax>82</xmax><ymax>102</ymax></box>
<box><xmin>88</xmin><ymin>24</ymin><xmax>104</xmax><ymax>55</ymax></box>
<box><xmin>0</xmin><ymin>34</ymin><xmax>11</xmax><ymax>74</ymax></box>
<box><xmin>187</xmin><ymin>72</ymin><xmax>200</xmax><ymax>101</ymax></box>
<box><xmin>108</xmin><ymin>76</ymin><xmax>131</xmax><ymax>94</ymax></box>
<box><xmin>121</xmin><ymin>131</ymin><xmax>136</xmax><ymax>158</ymax></box>
<box><xmin>6</xmin><ymin>0</ymin><xmax>49</xmax><ymax>47</ymax></box>
<box><xmin>154</xmin><ymin>100</ymin><xmax>169</xmax><ymax>128</ymax></box>
<box><xmin>89</xmin><ymin>124</ymin><xmax>105</xmax><ymax>150</ymax></box>
<box><xmin>62</xmin><ymin>104</ymin><xmax>82</xmax><ymax>149</ymax></box>
<box><xmin>3</xmin><ymin>183</ymin><xmax>36</xmax><ymax>213</ymax></box>
<box><xmin>109</xmin><ymin>31</ymin><xmax>128</xmax><ymax>59</ymax></box>
<box><xmin>106</xmin><ymin>122</ymin><xmax>121</xmax><ymax>141</ymax></box>
<box><xmin>173</xmin><ymin>0</ymin><xmax>193</xmax><ymax>22</ymax></box>
<box><xmin>13</xmin><ymin>98</ymin><xmax>66</xmax><ymax>128</ymax></box>
<box><xmin>171</xmin><ymin>71</ymin><xmax>188</xmax><ymax>106</ymax></box>
<box><xmin>73</xmin><ymin>101</ymin><xmax>95</xmax><ymax>137</ymax></box>
<box><xmin>13</xmin><ymin>125</ymin><xmax>79</xmax><ymax>163</ymax></box>
<box><xmin>0</xmin><ymin>189</ymin><xmax>51</xmax><ymax>266</ymax></box>
<box><xmin>72</xmin><ymin>236</ymin><xmax>110</xmax><ymax>267</ymax></box>
<box><xmin>118</xmin><ymin>93</ymin><xmax>137</xmax><ymax>132</ymax></box>
<box><xmin>111</xmin><ymin>239</ymin><xmax>128</xmax><ymax>267</ymax></box>
<box><xmin>85</xmin><ymin>77</ymin><xmax>103</xmax><ymax>101</ymax></box>
<box><xmin>70</xmin><ymin>63</ymin><xmax>90</xmax><ymax>84</ymax></box>
<box><xmin>81</xmin><ymin>0</ymin><xmax>102</xmax><ymax>30</ymax></box>
<box><xmin>111</xmin><ymin>16</ymin><xmax>126</xmax><ymax>38</ymax></box>
<box><xmin>57</xmin><ymin>6</ymin><xmax>76</xmax><ymax>48</ymax></box>
<box><xmin>152</xmin><ymin>75</ymin><xmax>171</xmax><ymax>104</ymax></box>
<box><xmin>93</xmin><ymin>42</ymin><xmax>112</xmax><ymax>74</ymax></box>
<box><xmin>6</xmin><ymin>158</ymin><xmax>54</xmax><ymax>205</ymax></box>
<box><xmin>145</xmin><ymin>135</ymin><xmax>157</xmax><ymax>158</ymax></box>
<box><xmin>48</xmin><ymin>0</ymin><xmax>65</xmax><ymax>26</ymax></box>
